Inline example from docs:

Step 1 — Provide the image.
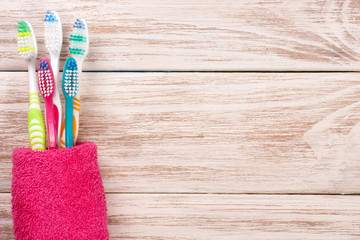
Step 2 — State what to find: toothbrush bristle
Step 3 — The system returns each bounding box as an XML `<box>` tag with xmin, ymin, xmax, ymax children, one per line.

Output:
<box><xmin>44</xmin><ymin>11</ymin><xmax>62</xmax><ymax>53</ymax></box>
<box><xmin>17</xmin><ymin>21</ymin><xmax>36</xmax><ymax>60</ymax></box>
<box><xmin>44</xmin><ymin>11</ymin><xmax>58</xmax><ymax>22</ymax></box>
<box><xmin>38</xmin><ymin>59</ymin><xmax>55</xmax><ymax>98</ymax></box>
<box><xmin>74</xmin><ymin>19</ymin><xmax>85</xmax><ymax>29</ymax></box>
<box><xmin>69</xmin><ymin>19</ymin><xmax>88</xmax><ymax>59</ymax></box>
<box><xmin>63</xmin><ymin>58</ymin><xmax>79</xmax><ymax>97</ymax></box>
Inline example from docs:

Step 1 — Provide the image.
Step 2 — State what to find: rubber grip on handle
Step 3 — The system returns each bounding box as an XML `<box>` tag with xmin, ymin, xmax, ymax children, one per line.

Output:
<box><xmin>28</xmin><ymin>108</ymin><xmax>46</xmax><ymax>151</ymax></box>
<box><xmin>73</xmin><ymin>97</ymin><xmax>80</xmax><ymax>145</ymax></box>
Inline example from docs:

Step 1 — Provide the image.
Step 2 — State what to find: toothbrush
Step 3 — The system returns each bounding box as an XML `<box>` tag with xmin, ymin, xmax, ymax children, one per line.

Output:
<box><xmin>17</xmin><ymin>21</ymin><xmax>46</xmax><ymax>151</ymax></box>
<box><xmin>38</xmin><ymin>58</ymin><xmax>57</xmax><ymax>150</ymax></box>
<box><xmin>44</xmin><ymin>11</ymin><xmax>62</xmax><ymax>148</ymax></box>
<box><xmin>62</xmin><ymin>57</ymin><xmax>79</xmax><ymax>147</ymax></box>
<box><xmin>60</xmin><ymin>19</ymin><xmax>89</xmax><ymax>148</ymax></box>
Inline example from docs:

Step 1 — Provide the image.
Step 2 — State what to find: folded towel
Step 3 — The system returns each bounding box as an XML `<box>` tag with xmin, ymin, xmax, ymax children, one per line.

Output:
<box><xmin>11</xmin><ymin>142</ymin><xmax>109</xmax><ymax>240</ymax></box>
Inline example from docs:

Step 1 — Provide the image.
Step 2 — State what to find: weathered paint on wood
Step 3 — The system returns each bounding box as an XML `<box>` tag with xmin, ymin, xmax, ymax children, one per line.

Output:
<box><xmin>2</xmin><ymin>1</ymin><xmax>360</xmax><ymax>238</ymax></box>
<box><xmin>1</xmin><ymin>0</ymin><xmax>360</xmax><ymax>71</ymax></box>
<box><xmin>1</xmin><ymin>72</ymin><xmax>359</xmax><ymax>193</ymax></box>
<box><xmin>1</xmin><ymin>193</ymin><xmax>360</xmax><ymax>239</ymax></box>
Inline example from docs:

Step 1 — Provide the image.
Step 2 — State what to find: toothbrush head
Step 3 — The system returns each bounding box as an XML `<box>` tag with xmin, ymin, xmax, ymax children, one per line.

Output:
<box><xmin>69</xmin><ymin>19</ymin><xmax>89</xmax><ymax>63</ymax></box>
<box><xmin>62</xmin><ymin>57</ymin><xmax>79</xmax><ymax>99</ymax></box>
<box><xmin>38</xmin><ymin>58</ymin><xmax>55</xmax><ymax>100</ymax></box>
<box><xmin>17</xmin><ymin>20</ymin><xmax>37</xmax><ymax>61</ymax></box>
<box><xmin>44</xmin><ymin>11</ymin><xmax>62</xmax><ymax>55</ymax></box>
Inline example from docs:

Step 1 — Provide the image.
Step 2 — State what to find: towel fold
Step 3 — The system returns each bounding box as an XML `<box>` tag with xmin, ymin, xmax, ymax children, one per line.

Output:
<box><xmin>11</xmin><ymin>142</ymin><xmax>109</xmax><ymax>240</ymax></box>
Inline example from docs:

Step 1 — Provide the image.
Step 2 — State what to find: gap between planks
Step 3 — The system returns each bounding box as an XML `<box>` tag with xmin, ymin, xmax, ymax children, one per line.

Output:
<box><xmin>1</xmin><ymin>70</ymin><xmax>360</xmax><ymax>73</ymax></box>
<box><xmin>0</xmin><ymin>192</ymin><xmax>360</xmax><ymax>195</ymax></box>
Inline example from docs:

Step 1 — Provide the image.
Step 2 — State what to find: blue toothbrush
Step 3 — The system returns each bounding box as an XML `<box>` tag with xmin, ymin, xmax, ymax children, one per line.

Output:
<box><xmin>62</xmin><ymin>57</ymin><xmax>79</xmax><ymax>147</ymax></box>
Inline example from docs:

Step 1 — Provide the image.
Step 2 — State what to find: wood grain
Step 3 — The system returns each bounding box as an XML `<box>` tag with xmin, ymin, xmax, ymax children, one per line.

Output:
<box><xmin>3</xmin><ymin>1</ymin><xmax>360</xmax><ymax>238</ymax></box>
<box><xmin>2</xmin><ymin>0</ymin><xmax>360</xmax><ymax>71</ymax></box>
<box><xmin>1</xmin><ymin>193</ymin><xmax>360</xmax><ymax>239</ymax></box>
<box><xmin>1</xmin><ymin>72</ymin><xmax>360</xmax><ymax>193</ymax></box>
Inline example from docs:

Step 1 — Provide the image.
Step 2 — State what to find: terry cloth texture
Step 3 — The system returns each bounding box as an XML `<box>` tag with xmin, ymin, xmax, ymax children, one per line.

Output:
<box><xmin>11</xmin><ymin>142</ymin><xmax>109</xmax><ymax>240</ymax></box>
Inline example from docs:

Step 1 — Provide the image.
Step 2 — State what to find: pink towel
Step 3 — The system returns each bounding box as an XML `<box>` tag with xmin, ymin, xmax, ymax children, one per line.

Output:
<box><xmin>11</xmin><ymin>142</ymin><xmax>109</xmax><ymax>240</ymax></box>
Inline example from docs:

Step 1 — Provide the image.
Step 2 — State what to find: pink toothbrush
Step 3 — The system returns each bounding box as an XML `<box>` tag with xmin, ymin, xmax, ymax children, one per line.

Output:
<box><xmin>38</xmin><ymin>58</ymin><xmax>57</xmax><ymax>149</ymax></box>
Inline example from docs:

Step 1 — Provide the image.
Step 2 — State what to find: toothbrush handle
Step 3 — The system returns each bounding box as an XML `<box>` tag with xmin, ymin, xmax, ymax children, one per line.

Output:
<box><xmin>45</xmin><ymin>99</ymin><xmax>57</xmax><ymax>149</ymax></box>
<box><xmin>50</xmin><ymin>55</ymin><xmax>62</xmax><ymax>146</ymax></box>
<box><xmin>73</xmin><ymin>96</ymin><xmax>80</xmax><ymax>144</ymax></box>
<box><xmin>28</xmin><ymin>93</ymin><xmax>46</xmax><ymax>150</ymax></box>
<box><xmin>53</xmin><ymin>104</ymin><xmax>60</xmax><ymax>144</ymax></box>
<box><xmin>60</xmin><ymin>119</ymin><xmax>66</xmax><ymax>148</ymax></box>
<box><xmin>60</xmin><ymin>97</ymin><xmax>79</xmax><ymax>148</ymax></box>
<box><xmin>65</xmin><ymin>99</ymin><xmax>74</xmax><ymax>147</ymax></box>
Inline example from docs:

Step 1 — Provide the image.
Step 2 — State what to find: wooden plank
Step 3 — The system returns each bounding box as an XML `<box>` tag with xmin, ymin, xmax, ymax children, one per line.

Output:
<box><xmin>0</xmin><ymin>194</ymin><xmax>13</xmax><ymax>240</ymax></box>
<box><xmin>1</xmin><ymin>193</ymin><xmax>360</xmax><ymax>239</ymax></box>
<box><xmin>1</xmin><ymin>72</ymin><xmax>360</xmax><ymax>193</ymax></box>
<box><xmin>2</xmin><ymin>0</ymin><xmax>360</xmax><ymax>71</ymax></box>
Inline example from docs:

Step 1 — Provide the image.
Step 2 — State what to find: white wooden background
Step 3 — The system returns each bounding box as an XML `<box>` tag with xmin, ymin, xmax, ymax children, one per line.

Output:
<box><xmin>1</xmin><ymin>0</ymin><xmax>360</xmax><ymax>239</ymax></box>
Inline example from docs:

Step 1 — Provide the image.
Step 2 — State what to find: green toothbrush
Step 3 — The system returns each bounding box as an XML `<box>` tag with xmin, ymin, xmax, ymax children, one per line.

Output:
<box><xmin>17</xmin><ymin>21</ymin><xmax>46</xmax><ymax>150</ymax></box>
